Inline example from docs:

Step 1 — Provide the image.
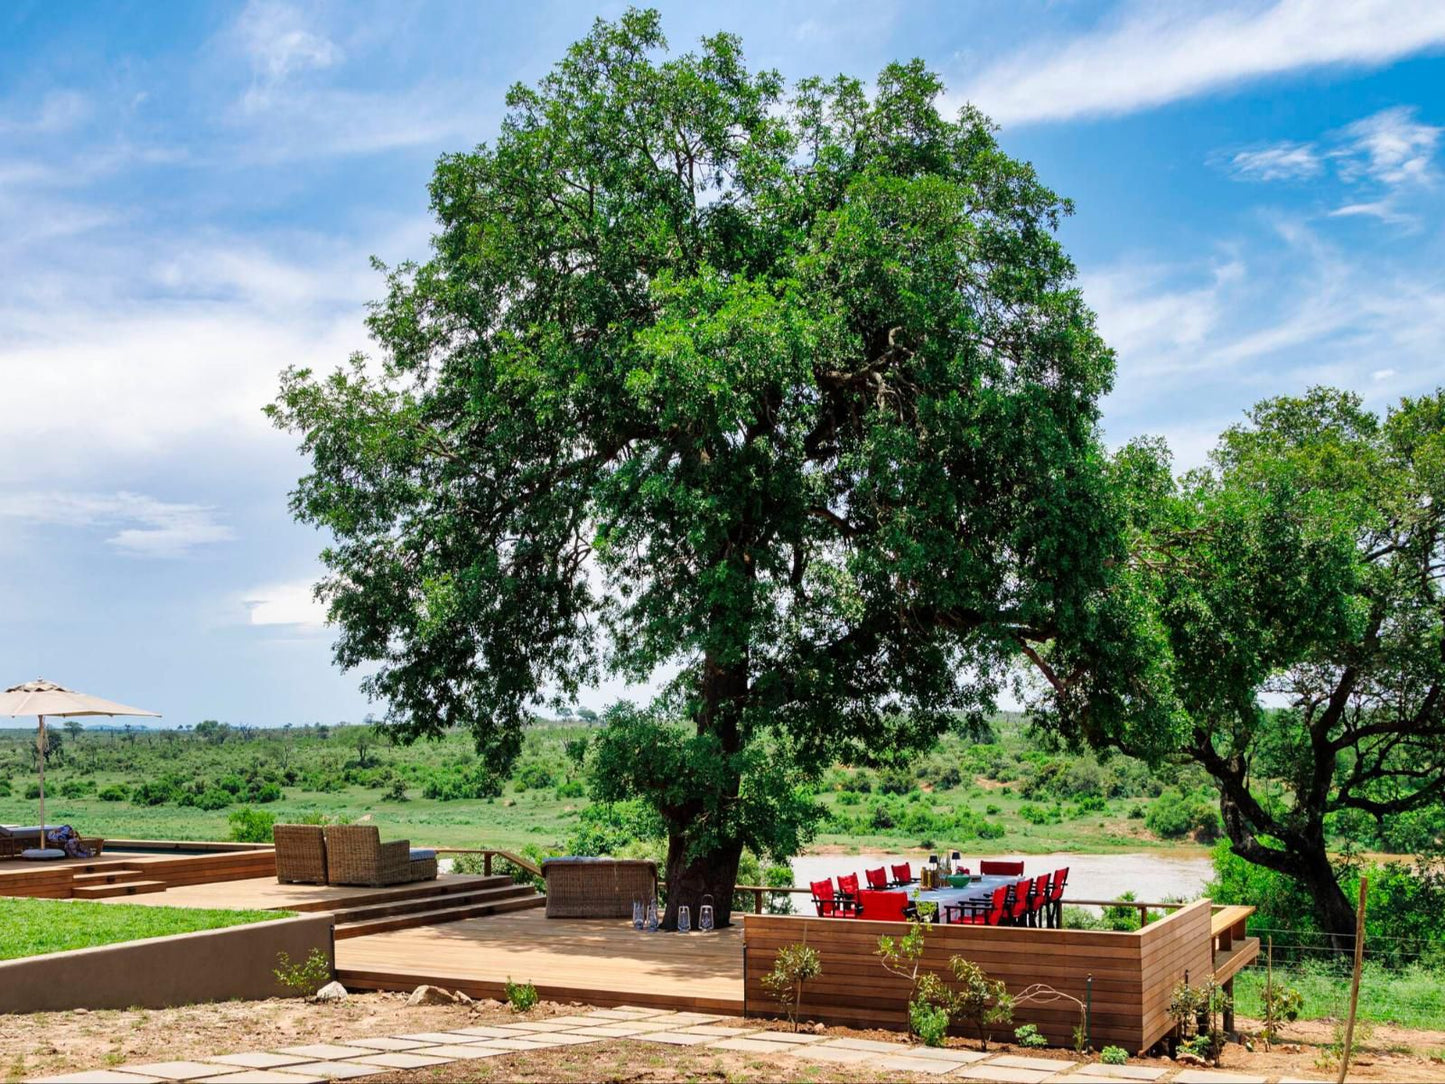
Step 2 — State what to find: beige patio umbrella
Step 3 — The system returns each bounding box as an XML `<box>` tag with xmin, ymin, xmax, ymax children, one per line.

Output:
<box><xmin>0</xmin><ymin>679</ymin><xmax>160</xmax><ymax>858</ymax></box>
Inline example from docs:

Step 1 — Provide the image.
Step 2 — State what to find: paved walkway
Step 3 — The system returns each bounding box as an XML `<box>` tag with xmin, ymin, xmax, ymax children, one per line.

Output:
<box><xmin>28</xmin><ymin>1007</ymin><xmax>1339</xmax><ymax>1084</ymax></box>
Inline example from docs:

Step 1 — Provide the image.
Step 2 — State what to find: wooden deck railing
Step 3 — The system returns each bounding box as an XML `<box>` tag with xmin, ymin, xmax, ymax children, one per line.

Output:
<box><xmin>433</xmin><ymin>848</ymin><xmax>544</xmax><ymax>878</ymax></box>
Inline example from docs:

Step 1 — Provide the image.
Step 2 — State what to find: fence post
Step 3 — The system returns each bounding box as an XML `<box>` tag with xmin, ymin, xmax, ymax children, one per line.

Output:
<box><xmin>484</xmin><ymin>852</ymin><xmax>493</xmax><ymax>877</ymax></box>
<box><xmin>1085</xmin><ymin>973</ymin><xmax>1092</xmax><ymax>1053</ymax></box>
<box><xmin>1336</xmin><ymin>877</ymin><xmax>1369</xmax><ymax>1084</ymax></box>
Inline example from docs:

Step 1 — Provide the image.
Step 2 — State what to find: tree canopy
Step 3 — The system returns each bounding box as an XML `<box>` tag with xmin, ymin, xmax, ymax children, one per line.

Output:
<box><xmin>270</xmin><ymin>9</ymin><xmax>1139</xmax><ymax>923</ymax></box>
<box><xmin>1094</xmin><ymin>388</ymin><xmax>1445</xmax><ymax>942</ymax></box>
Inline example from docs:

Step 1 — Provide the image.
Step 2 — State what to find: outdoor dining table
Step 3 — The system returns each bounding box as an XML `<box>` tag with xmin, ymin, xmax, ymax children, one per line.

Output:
<box><xmin>911</xmin><ymin>872</ymin><xmax>1017</xmax><ymax>923</ymax></box>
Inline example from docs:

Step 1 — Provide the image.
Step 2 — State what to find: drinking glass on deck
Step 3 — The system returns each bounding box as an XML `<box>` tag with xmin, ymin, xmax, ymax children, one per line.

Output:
<box><xmin>646</xmin><ymin>898</ymin><xmax>660</xmax><ymax>932</ymax></box>
<box><xmin>633</xmin><ymin>900</ymin><xmax>645</xmax><ymax>930</ymax></box>
<box><xmin>699</xmin><ymin>895</ymin><xmax>715</xmax><ymax>932</ymax></box>
<box><xmin>678</xmin><ymin>905</ymin><xmax>691</xmax><ymax>933</ymax></box>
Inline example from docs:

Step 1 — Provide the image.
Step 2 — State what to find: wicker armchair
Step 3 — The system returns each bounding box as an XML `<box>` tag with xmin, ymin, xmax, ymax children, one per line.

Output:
<box><xmin>542</xmin><ymin>857</ymin><xmax>658</xmax><ymax>919</ymax></box>
<box><xmin>323</xmin><ymin>825</ymin><xmax>437</xmax><ymax>887</ymax></box>
<box><xmin>273</xmin><ymin>824</ymin><xmax>328</xmax><ymax>884</ymax></box>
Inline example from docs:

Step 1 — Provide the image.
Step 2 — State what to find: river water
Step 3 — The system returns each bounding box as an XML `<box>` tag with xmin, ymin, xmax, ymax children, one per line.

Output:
<box><xmin>789</xmin><ymin>850</ymin><xmax>1214</xmax><ymax>905</ymax></box>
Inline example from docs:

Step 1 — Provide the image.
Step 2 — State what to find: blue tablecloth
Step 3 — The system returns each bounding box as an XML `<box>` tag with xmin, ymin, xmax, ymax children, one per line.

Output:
<box><xmin>911</xmin><ymin>873</ymin><xmax>1017</xmax><ymax>921</ymax></box>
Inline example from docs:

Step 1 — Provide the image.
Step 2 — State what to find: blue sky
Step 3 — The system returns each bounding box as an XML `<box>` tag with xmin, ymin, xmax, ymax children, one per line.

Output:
<box><xmin>1</xmin><ymin>1</ymin><xmax>1442</xmax><ymax>727</ymax></box>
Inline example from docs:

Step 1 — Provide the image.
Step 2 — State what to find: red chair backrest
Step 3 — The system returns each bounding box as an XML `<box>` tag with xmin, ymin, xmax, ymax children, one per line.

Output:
<box><xmin>837</xmin><ymin>873</ymin><xmax>860</xmax><ymax>896</ymax></box>
<box><xmin>811</xmin><ymin>878</ymin><xmax>837</xmax><ymax>917</ymax></box>
<box><xmin>980</xmin><ymin>859</ymin><xmax>1025</xmax><ymax>876</ymax></box>
<box><xmin>986</xmin><ymin>883</ymin><xmax>1010</xmax><ymax>925</ymax></box>
<box><xmin>891</xmin><ymin>862</ymin><xmax>913</xmax><ymax>883</ymax></box>
<box><xmin>1008</xmin><ymin>879</ymin><xmax>1032</xmax><ymax>919</ymax></box>
<box><xmin>856</xmin><ymin>889</ymin><xmax>910</xmax><ymax>922</ymax></box>
<box><xmin>1048</xmin><ymin>867</ymin><xmax>1069</xmax><ymax>902</ymax></box>
<box><xmin>865</xmin><ymin>866</ymin><xmax>889</xmax><ymax>890</ymax></box>
<box><xmin>1029</xmin><ymin>873</ymin><xmax>1050</xmax><ymax>911</ymax></box>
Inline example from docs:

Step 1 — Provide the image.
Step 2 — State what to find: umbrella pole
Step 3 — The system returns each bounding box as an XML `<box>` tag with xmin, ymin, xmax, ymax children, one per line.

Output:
<box><xmin>37</xmin><ymin>714</ymin><xmax>46</xmax><ymax>852</ymax></box>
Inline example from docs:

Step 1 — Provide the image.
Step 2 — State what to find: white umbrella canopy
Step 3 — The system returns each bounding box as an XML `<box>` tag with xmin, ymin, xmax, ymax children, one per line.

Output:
<box><xmin>1</xmin><ymin>679</ymin><xmax>160</xmax><ymax>859</ymax></box>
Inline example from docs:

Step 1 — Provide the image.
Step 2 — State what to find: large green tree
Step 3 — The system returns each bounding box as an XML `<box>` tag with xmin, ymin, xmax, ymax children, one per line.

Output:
<box><xmin>269</xmin><ymin>10</ymin><xmax>1137</xmax><ymax>926</ymax></box>
<box><xmin>1082</xmin><ymin>389</ymin><xmax>1445</xmax><ymax>944</ymax></box>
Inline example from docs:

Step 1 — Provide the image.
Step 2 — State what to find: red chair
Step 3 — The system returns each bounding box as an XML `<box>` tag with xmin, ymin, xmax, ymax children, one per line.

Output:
<box><xmin>811</xmin><ymin>879</ymin><xmax>848</xmax><ymax>918</ymax></box>
<box><xmin>1046</xmin><ymin>867</ymin><xmax>1069</xmax><ymax>928</ymax></box>
<box><xmin>1006</xmin><ymin>879</ymin><xmax>1033</xmax><ymax>926</ymax></box>
<box><xmin>890</xmin><ymin>862</ymin><xmax>915</xmax><ymax>886</ymax></box>
<box><xmin>864</xmin><ymin>866</ymin><xmax>889</xmax><ymax>891</ymax></box>
<box><xmin>856</xmin><ymin>889</ymin><xmax>911</xmax><ymax>922</ymax></box>
<box><xmin>980</xmin><ymin>859</ymin><xmax>1025</xmax><ymax>876</ymax></box>
<box><xmin>950</xmin><ymin>883</ymin><xmax>1010</xmax><ymax>926</ymax></box>
<box><xmin>836</xmin><ymin>872</ymin><xmax>861</xmax><ymax>916</ymax></box>
<box><xmin>1027</xmin><ymin>872</ymin><xmax>1050</xmax><ymax>927</ymax></box>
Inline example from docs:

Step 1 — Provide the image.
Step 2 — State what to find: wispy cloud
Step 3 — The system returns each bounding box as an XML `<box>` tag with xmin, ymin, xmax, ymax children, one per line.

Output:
<box><xmin>234</xmin><ymin>0</ymin><xmax>343</xmax><ymax>112</ymax></box>
<box><xmin>957</xmin><ymin>0</ymin><xmax>1445</xmax><ymax>126</ymax></box>
<box><xmin>0</xmin><ymin>492</ymin><xmax>235</xmax><ymax>558</ymax></box>
<box><xmin>1227</xmin><ymin>141</ymin><xmax>1322</xmax><ymax>181</ymax></box>
<box><xmin>1333</xmin><ymin>105</ymin><xmax>1441</xmax><ymax>186</ymax></box>
<box><xmin>0</xmin><ymin>90</ymin><xmax>90</xmax><ymax>134</ymax></box>
<box><xmin>243</xmin><ymin>580</ymin><xmax>328</xmax><ymax>628</ymax></box>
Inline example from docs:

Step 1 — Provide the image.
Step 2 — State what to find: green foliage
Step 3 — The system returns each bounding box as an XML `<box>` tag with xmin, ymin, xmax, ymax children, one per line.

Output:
<box><xmin>1258</xmin><ymin>979</ymin><xmax>1304</xmax><ymax>1045</ymax></box>
<box><xmin>761</xmin><ymin>943</ymin><xmax>821</xmax><ymax>1031</ymax></box>
<box><xmin>504</xmin><ymin>978</ymin><xmax>538</xmax><ymax>1013</ymax></box>
<box><xmin>227</xmin><ymin>806</ymin><xmax>276</xmax><ymax>843</ymax></box>
<box><xmin>195</xmin><ymin>787</ymin><xmax>232</xmax><ymax>811</ymax></box>
<box><xmin>1145</xmin><ymin>787</ymin><xmax>1218</xmax><ymax>841</ymax></box>
<box><xmin>273</xmin><ymin>948</ymin><xmax>332</xmax><ymax>998</ymax></box>
<box><xmin>1013</xmin><ymin>1023</ymin><xmax>1047</xmax><ymax>1048</ymax></box>
<box><xmin>948</xmin><ymin>956</ymin><xmax>1013</xmax><ymax>1050</ymax></box>
<box><xmin>1100</xmin><ymin>1045</ymin><xmax>1128</xmax><ymax>1065</ymax></box>
<box><xmin>1169</xmin><ymin>977</ymin><xmax>1230</xmax><ymax>1063</ymax></box>
<box><xmin>269</xmin><ymin>8</ymin><xmax>1134</xmax><ymax>917</ymax></box>
<box><xmin>384</xmin><ymin>778</ymin><xmax>409</xmax><ymax>801</ymax></box>
<box><xmin>909</xmin><ymin>993</ymin><xmax>951</xmax><ymax>1047</ymax></box>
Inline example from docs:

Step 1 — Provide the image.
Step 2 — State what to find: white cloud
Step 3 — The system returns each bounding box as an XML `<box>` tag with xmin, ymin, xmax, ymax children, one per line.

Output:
<box><xmin>0</xmin><ymin>491</ymin><xmax>234</xmax><ymax>558</ymax></box>
<box><xmin>235</xmin><ymin>0</ymin><xmax>342</xmax><ymax>110</ymax></box>
<box><xmin>1333</xmin><ymin>105</ymin><xmax>1441</xmax><ymax>186</ymax></box>
<box><xmin>1227</xmin><ymin>141</ymin><xmax>1321</xmax><ymax>181</ymax></box>
<box><xmin>957</xmin><ymin>0</ymin><xmax>1445</xmax><ymax>126</ymax></box>
<box><xmin>244</xmin><ymin>580</ymin><xmax>329</xmax><ymax>627</ymax></box>
<box><xmin>0</xmin><ymin>90</ymin><xmax>90</xmax><ymax>135</ymax></box>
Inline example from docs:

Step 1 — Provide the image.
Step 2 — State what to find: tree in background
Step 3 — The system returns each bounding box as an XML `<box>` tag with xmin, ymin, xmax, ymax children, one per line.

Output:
<box><xmin>270</xmin><ymin>10</ymin><xmax>1138</xmax><ymax>926</ymax></box>
<box><xmin>1078</xmin><ymin>389</ymin><xmax>1445</xmax><ymax>945</ymax></box>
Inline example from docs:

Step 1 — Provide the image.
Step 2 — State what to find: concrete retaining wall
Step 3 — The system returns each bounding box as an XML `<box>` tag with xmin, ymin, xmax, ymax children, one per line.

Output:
<box><xmin>0</xmin><ymin>913</ymin><xmax>334</xmax><ymax>1013</ymax></box>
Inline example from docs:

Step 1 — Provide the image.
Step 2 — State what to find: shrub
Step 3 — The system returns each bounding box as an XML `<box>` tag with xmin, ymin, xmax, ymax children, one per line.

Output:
<box><xmin>1074</xmin><ymin>794</ymin><xmax>1107</xmax><ymax>815</ymax></box>
<box><xmin>57</xmin><ymin>778</ymin><xmax>95</xmax><ymax>798</ymax></box>
<box><xmin>228</xmin><ymin>807</ymin><xmax>277</xmax><ymax>843</ymax></box>
<box><xmin>948</xmin><ymin>957</ymin><xmax>1013</xmax><ymax>1050</ymax></box>
<box><xmin>761</xmin><ymin>943</ymin><xmax>822</xmax><ymax>1032</ymax></box>
<box><xmin>554</xmin><ymin>779</ymin><xmax>585</xmax><ymax>798</ymax></box>
<box><xmin>254</xmin><ymin>782</ymin><xmax>283</xmax><ymax>803</ymax></box>
<box><xmin>909</xmin><ymin>996</ymin><xmax>950</xmax><ymax>1047</ymax></box>
<box><xmin>876</xmin><ymin>764</ymin><xmax>915</xmax><ymax>796</ymax></box>
<box><xmin>505</xmin><ymin>978</ymin><xmax>538</xmax><ymax>1012</ymax></box>
<box><xmin>98</xmin><ymin>784</ymin><xmax>128</xmax><ymax>802</ymax></box>
<box><xmin>1258</xmin><ymin>980</ymin><xmax>1303</xmax><ymax>1046</ymax></box>
<box><xmin>1100</xmin><ymin>1045</ymin><xmax>1128</xmax><ymax>1065</ymax></box>
<box><xmin>513</xmin><ymin>760</ymin><xmax>555</xmax><ymax>791</ymax></box>
<box><xmin>273</xmin><ymin>948</ymin><xmax>331</xmax><ymax>997</ymax></box>
<box><xmin>0</xmin><ymin>777</ymin><xmax>10</xmax><ymax>797</ymax></box>
<box><xmin>195</xmin><ymin>787</ymin><xmax>232</xmax><ymax>811</ymax></box>
<box><xmin>1014</xmin><ymin>1023</ymin><xmax>1047</xmax><ymax>1048</ymax></box>
<box><xmin>24</xmin><ymin>782</ymin><xmax>40</xmax><ymax>800</ymax></box>
<box><xmin>384</xmin><ymin>778</ymin><xmax>409</xmax><ymax>801</ymax></box>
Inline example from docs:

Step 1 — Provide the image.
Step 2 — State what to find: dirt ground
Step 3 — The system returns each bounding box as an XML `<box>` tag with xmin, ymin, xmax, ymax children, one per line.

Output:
<box><xmin>2</xmin><ymin>994</ymin><xmax>1442</xmax><ymax>1083</ymax></box>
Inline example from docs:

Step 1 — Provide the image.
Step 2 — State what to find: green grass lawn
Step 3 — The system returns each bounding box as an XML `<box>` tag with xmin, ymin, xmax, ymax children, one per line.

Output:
<box><xmin>0</xmin><ymin>898</ymin><xmax>287</xmax><ymax>960</ymax></box>
<box><xmin>1233</xmin><ymin>960</ymin><xmax>1445</xmax><ymax>1031</ymax></box>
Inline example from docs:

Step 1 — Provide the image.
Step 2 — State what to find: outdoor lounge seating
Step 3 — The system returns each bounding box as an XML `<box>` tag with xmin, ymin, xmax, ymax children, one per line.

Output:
<box><xmin>1026</xmin><ymin>872</ymin><xmax>1050</xmax><ymax>927</ymax></box>
<box><xmin>889</xmin><ymin>861</ymin><xmax>914</xmax><ymax>886</ymax></box>
<box><xmin>1047</xmin><ymin>867</ymin><xmax>1069</xmax><ymax>928</ymax></box>
<box><xmin>0</xmin><ymin>825</ymin><xmax>103</xmax><ymax>859</ymax></box>
<box><xmin>272</xmin><ymin>824</ymin><xmax>328</xmax><ymax>884</ymax></box>
<box><xmin>324</xmin><ymin>825</ymin><xmax>437</xmax><ymax>888</ymax></box>
<box><xmin>541</xmin><ymin>857</ymin><xmax>657</xmax><ymax>919</ymax></box>
<box><xmin>810</xmin><ymin>878</ymin><xmax>856</xmax><ymax>918</ymax></box>
<box><xmin>864</xmin><ymin>865</ymin><xmax>889</xmax><ymax>890</ymax></box>
<box><xmin>947</xmin><ymin>882</ymin><xmax>1010</xmax><ymax>926</ymax></box>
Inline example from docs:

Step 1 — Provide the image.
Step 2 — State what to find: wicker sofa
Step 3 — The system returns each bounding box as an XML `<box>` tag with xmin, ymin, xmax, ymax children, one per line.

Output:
<box><xmin>542</xmin><ymin>857</ymin><xmax>658</xmax><ymax>919</ymax></box>
<box><xmin>0</xmin><ymin>825</ymin><xmax>103</xmax><ymax>859</ymax></box>
<box><xmin>272</xmin><ymin>824</ymin><xmax>328</xmax><ymax>884</ymax></box>
<box><xmin>323</xmin><ymin>825</ymin><xmax>437</xmax><ymax>887</ymax></box>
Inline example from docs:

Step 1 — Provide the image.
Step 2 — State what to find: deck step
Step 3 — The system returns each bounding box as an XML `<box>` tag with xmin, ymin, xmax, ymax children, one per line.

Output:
<box><xmin>334</xmin><ymin>891</ymin><xmax>544</xmax><ymax>938</ymax></box>
<box><xmin>330</xmin><ymin>882</ymin><xmax>537</xmax><ymax>924</ymax></box>
<box><xmin>281</xmin><ymin>874</ymin><xmax>520</xmax><ymax>914</ymax></box>
<box><xmin>72</xmin><ymin>868</ymin><xmax>147</xmax><ymax>886</ymax></box>
<box><xmin>72</xmin><ymin>879</ymin><xmax>167</xmax><ymax>899</ymax></box>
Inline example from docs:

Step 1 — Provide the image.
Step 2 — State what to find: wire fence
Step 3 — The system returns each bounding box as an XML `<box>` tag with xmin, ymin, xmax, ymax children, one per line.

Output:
<box><xmin>1229</xmin><ymin>928</ymin><xmax>1444</xmax><ymax>1032</ymax></box>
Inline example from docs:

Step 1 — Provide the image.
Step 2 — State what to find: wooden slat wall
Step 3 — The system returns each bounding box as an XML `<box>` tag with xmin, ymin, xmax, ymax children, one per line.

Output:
<box><xmin>743</xmin><ymin>899</ymin><xmax>1216</xmax><ymax>1053</ymax></box>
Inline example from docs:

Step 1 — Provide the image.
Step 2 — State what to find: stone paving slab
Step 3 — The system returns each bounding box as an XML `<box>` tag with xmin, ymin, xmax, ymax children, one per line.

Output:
<box><xmin>122</xmin><ymin>1065</ymin><xmax>231</xmax><ymax>1082</ymax></box>
<box><xmin>708</xmin><ymin>1037</ymin><xmax>806</xmax><ymax>1055</ymax></box>
<box><xmin>877</xmin><ymin>1047</ymin><xmax>990</xmax><ymax>1064</ymax></box>
<box><xmin>566</xmin><ymin>1025</ymin><xmax>656</xmax><ymax>1038</ymax></box>
<box><xmin>631</xmin><ymin>1032</ymin><xmax>717</xmax><ymax>1046</ymax></box>
<box><xmin>875</xmin><ymin>1055</ymin><xmax>969</xmax><ymax>1076</ymax></box>
<box><xmin>444</xmin><ymin>1026</ymin><xmax>534</xmax><ymax>1039</ymax></box>
<box><xmin>673</xmin><ymin>1025</ymin><xmax>756</xmax><ymax>1037</ymax></box>
<box><xmin>584</xmin><ymin>1009</ymin><xmax>661</xmax><ymax>1020</ymax></box>
<box><xmin>466</xmin><ymin>1038</ymin><xmax>559</xmax><ymax>1052</ymax></box>
<box><xmin>270</xmin><ymin>1049</ymin><xmax>372</xmax><ymax>1064</ymax></box>
<box><xmin>31</xmin><ymin>1074</ymin><xmax>164</xmax><ymax>1084</ymax></box>
<box><xmin>815</xmin><ymin>1038</ymin><xmax>903</xmax><ymax>1053</ymax></box>
<box><xmin>529</xmin><ymin>1033</ymin><xmax>606</xmax><ymax>1046</ymax></box>
<box><xmin>747</xmin><ymin>1032</ymin><xmax>823</xmax><ymax>1044</ymax></box>
<box><xmin>1173</xmin><ymin>1073</ymin><xmax>1266</xmax><ymax>1084</ymax></box>
<box><xmin>269</xmin><ymin>1066</ymin><xmax>381</xmax><ymax>1081</ymax></box>
<box><xmin>330</xmin><ymin>1039</ymin><xmax>424</xmax><ymax>1053</ymax></box>
<box><xmin>502</xmin><ymin>1020</ymin><xmax>596</xmax><ymax>1033</ymax></box>
<box><xmin>1070</xmin><ymin>1064</ymin><xmax>1169</xmax><ymax>1080</ymax></box>
<box><xmin>956</xmin><ymin>1065</ymin><xmax>1056</xmax><ymax>1083</ymax></box>
<box><xmin>662</xmin><ymin>1013</ymin><xmax>723</xmax><ymax>1024</ymax></box>
<box><xmin>347</xmin><ymin>1053</ymin><xmax>451</xmax><ymax>1071</ymax></box>
<box><xmin>203</xmin><ymin>1074</ymin><xmax>326</xmax><ymax>1084</ymax></box>
<box><xmin>397</xmin><ymin>1032</ymin><xmax>480</xmax><ymax>1044</ymax></box>
<box><xmin>991</xmin><ymin>1055</ymin><xmax>1078</xmax><ymax>1072</ymax></box>
<box><xmin>204</xmin><ymin>1057</ymin><xmax>308</xmax><ymax>1071</ymax></box>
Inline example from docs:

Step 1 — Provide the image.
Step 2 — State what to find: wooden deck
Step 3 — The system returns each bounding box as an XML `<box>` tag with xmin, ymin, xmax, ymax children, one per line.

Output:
<box><xmin>336</xmin><ymin>908</ymin><xmax>745</xmax><ymax>1013</ymax></box>
<box><xmin>90</xmin><ymin>873</ymin><xmax>498</xmax><ymax>912</ymax></box>
<box><xmin>0</xmin><ymin>847</ymin><xmax>275</xmax><ymax>899</ymax></box>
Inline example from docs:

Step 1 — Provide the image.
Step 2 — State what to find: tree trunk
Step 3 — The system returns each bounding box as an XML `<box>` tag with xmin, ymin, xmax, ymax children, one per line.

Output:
<box><xmin>661</xmin><ymin>830</ymin><xmax>745</xmax><ymax>930</ymax></box>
